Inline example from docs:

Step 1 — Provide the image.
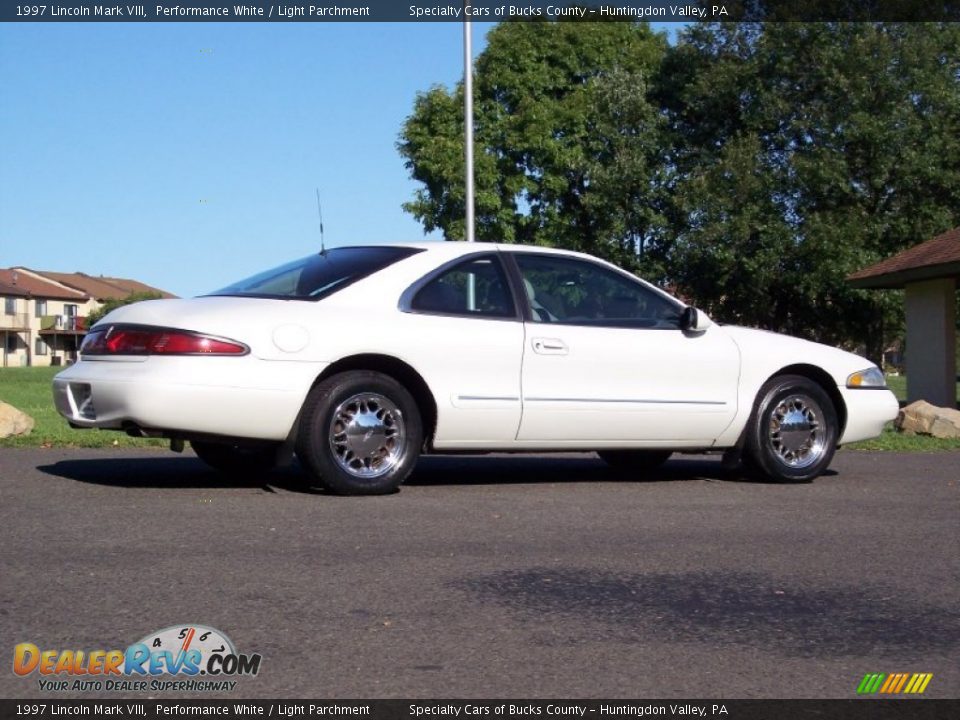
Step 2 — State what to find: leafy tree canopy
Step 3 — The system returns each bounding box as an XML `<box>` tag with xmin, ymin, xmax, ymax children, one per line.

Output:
<box><xmin>660</xmin><ymin>22</ymin><xmax>960</xmax><ymax>356</ymax></box>
<box><xmin>398</xmin><ymin>20</ymin><xmax>669</xmax><ymax>274</ymax></box>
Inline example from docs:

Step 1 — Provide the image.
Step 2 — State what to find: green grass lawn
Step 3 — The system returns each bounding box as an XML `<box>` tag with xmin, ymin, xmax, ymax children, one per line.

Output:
<box><xmin>844</xmin><ymin>425</ymin><xmax>960</xmax><ymax>451</ymax></box>
<box><xmin>1</xmin><ymin>366</ymin><xmax>957</xmax><ymax>451</ymax></box>
<box><xmin>882</xmin><ymin>373</ymin><xmax>960</xmax><ymax>405</ymax></box>
<box><xmin>0</xmin><ymin>367</ymin><xmax>162</xmax><ymax>449</ymax></box>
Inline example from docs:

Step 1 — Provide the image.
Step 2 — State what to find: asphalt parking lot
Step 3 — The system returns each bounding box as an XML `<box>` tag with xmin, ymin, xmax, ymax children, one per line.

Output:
<box><xmin>0</xmin><ymin>448</ymin><xmax>957</xmax><ymax>699</ymax></box>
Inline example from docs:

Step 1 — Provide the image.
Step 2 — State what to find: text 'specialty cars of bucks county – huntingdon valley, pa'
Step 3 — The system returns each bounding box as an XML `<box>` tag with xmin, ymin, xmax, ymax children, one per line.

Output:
<box><xmin>53</xmin><ymin>242</ymin><xmax>898</xmax><ymax>495</ymax></box>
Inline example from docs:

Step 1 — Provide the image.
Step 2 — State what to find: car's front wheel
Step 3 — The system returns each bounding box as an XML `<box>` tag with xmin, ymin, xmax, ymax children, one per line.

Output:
<box><xmin>744</xmin><ymin>375</ymin><xmax>838</xmax><ymax>483</ymax></box>
<box><xmin>296</xmin><ymin>371</ymin><xmax>422</xmax><ymax>495</ymax></box>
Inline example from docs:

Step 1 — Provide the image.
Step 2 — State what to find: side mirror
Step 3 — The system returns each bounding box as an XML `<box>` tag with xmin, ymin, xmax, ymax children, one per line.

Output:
<box><xmin>680</xmin><ymin>306</ymin><xmax>713</xmax><ymax>333</ymax></box>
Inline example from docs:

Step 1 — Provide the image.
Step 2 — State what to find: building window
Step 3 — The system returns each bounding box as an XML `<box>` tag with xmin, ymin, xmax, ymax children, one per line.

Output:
<box><xmin>64</xmin><ymin>304</ymin><xmax>78</xmax><ymax>317</ymax></box>
<box><xmin>6</xmin><ymin>334</ymin><xmax>16</xmax><ymax>353</ymax></box>
<box><xmin>35</xmin><ymin>299</ymin><xmax>47</xmax><ymax>318</ymax></box>
<box><xmin>4</xmin><ymin>297</ymin><xmax>15</xmax><ymax>316</ymax></box>
<box><xmin>35</xmin><ymin>337</ymin><xmax>48</xmax><ymax>356</ymax></box>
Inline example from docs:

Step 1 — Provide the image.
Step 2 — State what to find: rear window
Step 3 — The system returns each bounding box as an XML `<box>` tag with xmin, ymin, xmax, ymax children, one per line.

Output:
<box><xmin>206</xmin><ymin>246</ymin><xmax>421</xmax><ymax>300</ymax></box>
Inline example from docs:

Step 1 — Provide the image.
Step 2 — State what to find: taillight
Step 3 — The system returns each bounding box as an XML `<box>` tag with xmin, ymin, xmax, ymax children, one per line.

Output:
<box><xmin>81</xmin><ymin>326</ymin><xmax>247</xmax><ymax>356</ymax></box>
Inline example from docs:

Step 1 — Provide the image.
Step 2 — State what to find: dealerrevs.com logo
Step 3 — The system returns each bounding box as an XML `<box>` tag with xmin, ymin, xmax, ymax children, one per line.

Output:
<box><xmin>13</xmin><ymin>625</ymin><xmax>262</xmax><ymax>692</ymax></box>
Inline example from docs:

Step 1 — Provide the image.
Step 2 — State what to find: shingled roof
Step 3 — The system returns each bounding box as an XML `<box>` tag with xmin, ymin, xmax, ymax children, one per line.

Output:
<box><xmin>28</xmin><ymin>271</ymin><xmax>175</xmax><ymax>301</ymax></box>
<box><xmin>849</xmin><ymin>227</ymin><xmax>960</xmax><ymax>289</ymax></box>
<box><xmin>0</xmin><ymin>269</ymin><xmax>87</xmax><ymax>301</ymax></box>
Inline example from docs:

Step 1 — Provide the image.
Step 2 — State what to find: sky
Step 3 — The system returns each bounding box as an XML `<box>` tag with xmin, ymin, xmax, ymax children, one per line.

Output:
<box><xmin>0</xmin><ymin>21</ymin><xmax>677</xmax><ymax>298</ymax></box>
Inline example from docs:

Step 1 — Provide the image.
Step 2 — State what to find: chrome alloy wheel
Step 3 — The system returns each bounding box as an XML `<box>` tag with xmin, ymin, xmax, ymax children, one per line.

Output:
<box><xmin>328</xmin><ymin>393</ymin><xmax>406</xmax><ymax>479</ymax></box>
<box><xmin>766</xmin><ymin>394</ymin><xmax>827</xmax><ymax>469</ymax></box>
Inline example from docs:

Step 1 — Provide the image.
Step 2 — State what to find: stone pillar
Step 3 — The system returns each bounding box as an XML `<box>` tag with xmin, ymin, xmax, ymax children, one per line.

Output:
<box><xmin>905</xmin><ymin>278</ymin><xmax>957</xmax><ymax>407</ymax></box>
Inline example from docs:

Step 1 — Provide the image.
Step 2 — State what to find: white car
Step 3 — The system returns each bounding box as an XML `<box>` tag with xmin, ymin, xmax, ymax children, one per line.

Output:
<box><xmin>53</xmin><ymin>243</ymin><xmax>898</xmax><ymax>494</ymax></box>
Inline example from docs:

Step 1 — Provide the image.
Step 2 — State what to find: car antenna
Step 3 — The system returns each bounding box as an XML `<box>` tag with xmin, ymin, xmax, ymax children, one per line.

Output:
<box><xmin>315</xmin><ymin>187</ymin><xmax>326</xmax><ymax>255</ymax></box>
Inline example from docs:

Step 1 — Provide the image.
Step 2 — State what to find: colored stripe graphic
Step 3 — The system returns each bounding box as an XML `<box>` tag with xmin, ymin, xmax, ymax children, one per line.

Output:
<box><xmin>880</xmin><ymin>673</ymin><xmax>908</xmax><ymax>693</ymax></box>
<box><xmin>857</xmin><ymin>673</ymin><xmax>885</xmax><ymax>694</ymax></box>
<box><xmin>857</xmin><ymin>672</ymin><xmax>932</xmax><ymax>694</ymax></box>
<box><xmin>904</xmin><ymin>673</ymin><xmax>934</xmax><ymax>694</ymax></box>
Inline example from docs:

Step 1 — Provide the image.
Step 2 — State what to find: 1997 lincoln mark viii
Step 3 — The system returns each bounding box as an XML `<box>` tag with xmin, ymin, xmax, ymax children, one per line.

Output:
<box><xmin>54</xmin><ymin>243</ymin><xmax>898</xmax><ymax>494</ymax></box>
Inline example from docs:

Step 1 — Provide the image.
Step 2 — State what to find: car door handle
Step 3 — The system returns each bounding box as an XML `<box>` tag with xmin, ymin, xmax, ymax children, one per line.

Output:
<box><xmin>532</xmin><ymin>337</ymin><xmax>568</xmax><ymax>355</ymax></box>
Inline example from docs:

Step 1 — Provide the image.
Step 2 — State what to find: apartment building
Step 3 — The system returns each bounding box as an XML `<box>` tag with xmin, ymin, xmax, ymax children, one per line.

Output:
<box><xmin>0</xmin><ymin>268</ymin><xmax>173</xmax><ymax>367</ymax></box>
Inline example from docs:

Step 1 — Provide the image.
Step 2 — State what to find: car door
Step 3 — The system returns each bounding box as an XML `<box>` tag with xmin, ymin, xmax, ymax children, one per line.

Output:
<box><xmin>398</xmin><ymin>252</ymin><xmax>525</xmax><ymax>448</ymax></box>
<box><xmin>509</xmin><ymin>252</ymin><xmax>740</xmax><ymax>445</ymax></box>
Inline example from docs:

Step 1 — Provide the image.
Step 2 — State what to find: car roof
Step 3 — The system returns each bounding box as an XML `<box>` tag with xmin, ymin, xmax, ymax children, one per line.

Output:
<box><xmin>311</xmin><ymin>240</ymin><xmax>684</xmax><ymax>312</ymax></box>
<box><xmin>329</xmin><ymin>241</ymin><xmax>601</xmax><ymax>261</ymax></box>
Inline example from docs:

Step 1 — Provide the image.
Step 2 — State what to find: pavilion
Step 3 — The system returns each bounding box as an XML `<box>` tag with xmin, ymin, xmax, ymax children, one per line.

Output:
<box><xmin>849</xmin><ymin>227</ymin><xmax>959</xmax><ymax>408</ymax></box>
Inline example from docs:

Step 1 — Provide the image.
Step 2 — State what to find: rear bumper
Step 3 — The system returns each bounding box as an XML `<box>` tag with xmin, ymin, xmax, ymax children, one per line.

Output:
<box><xmin>838</xmin><ymin>387</ymin><xmax>899</xmax><ymax>444</ymax></box>
<box><xmin>53</xmin><ymin>356</ymin><xmax>326</xmax><ymax>441</ymax></box>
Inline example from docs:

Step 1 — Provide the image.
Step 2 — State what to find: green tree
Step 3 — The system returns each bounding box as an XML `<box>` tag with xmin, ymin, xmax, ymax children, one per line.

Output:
<box><xmin>398</xmin><ymin>20</ymin><xmax>668</xmax><ymax>273</ymax></box>
<box><xmin>87</xmin><ymin>292</ymin><xmax>163</xmax><ymax>327</ymax></box>
<box><xmin>658</xmin><ymin>22</ymin><xmax>960</xmax><ymax>358</ymax></box>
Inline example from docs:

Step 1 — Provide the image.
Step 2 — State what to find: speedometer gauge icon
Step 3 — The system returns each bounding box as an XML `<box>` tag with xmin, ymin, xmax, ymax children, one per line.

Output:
<box><xmin>135</xmin><ymin>625</ymin><xmax>236</xmax><ymax>670</ymax></box>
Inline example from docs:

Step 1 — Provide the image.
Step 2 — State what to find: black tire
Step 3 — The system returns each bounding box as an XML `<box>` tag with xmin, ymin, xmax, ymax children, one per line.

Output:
<box><xmin>295</xmin><ymin>371</ymin><xmax>422</xmax><ymax>495</ymax></box>
<box><xmin>191</xmin><ymin>440</ymin><xmax>277</xmax><ymax>475</ymax></box>
<box><xmin>743</xmin><ymin>374</ymin><xmax>838</xmax><ymax>483</ymax></box>
<box><xmin>598</xmin><ymin>450</ymin><xmax>672</xmax><ymax>473</ymax></box>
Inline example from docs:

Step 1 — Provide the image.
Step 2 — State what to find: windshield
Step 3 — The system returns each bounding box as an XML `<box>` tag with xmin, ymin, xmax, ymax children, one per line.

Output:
<box><xmin>206</xmin><ymin>246</ymin><xmax>421</xmax><ymax>300</ymax></box>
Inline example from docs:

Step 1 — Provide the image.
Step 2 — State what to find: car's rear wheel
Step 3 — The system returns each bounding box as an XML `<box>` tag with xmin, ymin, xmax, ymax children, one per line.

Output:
<box><xmin>191</xmin><ymin>440</ymin><xmax>277</xmax><ymax>475</ymax></box>
<box><xmin>744</xmin><ymin>374</ymin><xmax>838</xmax><ymax>483</ymax></box>
<box><xmin>296</xmin><ymin>371</ymin><xmax>422</xmax><ymax>495</ymax></box>
<box><xmin>598</xmin><ymin>450</ymin><xmax>672</xmax><ymax>473</ymax></box>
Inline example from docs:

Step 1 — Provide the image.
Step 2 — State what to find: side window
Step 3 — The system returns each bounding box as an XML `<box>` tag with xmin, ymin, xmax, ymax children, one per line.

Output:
<box><xmin>515</xmin><ymin>254</ymin><xmax>683</xmax><ymax>329</ymax></box>
<box><xmin>411</xmin><ymin>255</ymin><xmax>515</xmax><ymax>319</ymax></box>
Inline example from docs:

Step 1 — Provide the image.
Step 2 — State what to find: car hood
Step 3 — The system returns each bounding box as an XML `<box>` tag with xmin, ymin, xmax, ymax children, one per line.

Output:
<box><xmin>92</xmin><ymin>296</ymin><xmax>337</xmax><ymax>361</ymax></box>
<box><xmin>721</xmin><ymin>325</ymin><xmax>877</xmax><ymax>386</ymax></box>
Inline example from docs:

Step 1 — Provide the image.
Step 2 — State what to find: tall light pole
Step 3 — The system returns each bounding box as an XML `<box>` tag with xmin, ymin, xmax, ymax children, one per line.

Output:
<box><xmin>463</xmin><ymin>16</ymin><xmax>475</xmax><ymax>244</ymax></box>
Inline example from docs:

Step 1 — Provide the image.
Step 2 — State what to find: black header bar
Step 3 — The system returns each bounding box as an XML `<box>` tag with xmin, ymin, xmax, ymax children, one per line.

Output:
<box><xmin>3</xmin><ymin>1</ymin><xmax>959</xmax><ymax>23</ymax></box>
<box><xmin>2</xmin><ymin>700</ymin><xmax>959</xmax><ymax>720</ymax></box>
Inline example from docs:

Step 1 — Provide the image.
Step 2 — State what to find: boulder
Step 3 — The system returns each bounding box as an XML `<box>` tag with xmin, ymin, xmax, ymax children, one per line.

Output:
<box><xmin>930</xmin><ymin>409</ymin><xmax>960</xmax><ymax>439</ymax></box>
<box><xmin>896</xmin><ymin>400</ymin><xmax>960</xmax><ymax>439</ymax></box>
<box><xmin>0</xmin><ymin>401</ymin><xmax>34</xmax><ymax>438</ymax></box>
